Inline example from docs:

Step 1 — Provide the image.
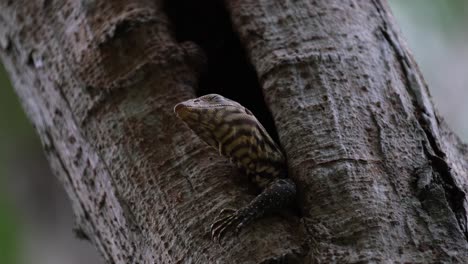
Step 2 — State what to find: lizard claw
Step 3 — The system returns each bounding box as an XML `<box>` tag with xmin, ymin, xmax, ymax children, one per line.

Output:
<box><xmin>210</xmin><ymin>208</ymin><xmax>242</xmax><ymax>242</ymax></box>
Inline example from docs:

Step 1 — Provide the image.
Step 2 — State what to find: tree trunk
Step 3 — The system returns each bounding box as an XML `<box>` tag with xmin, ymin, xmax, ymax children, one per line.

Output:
<box><xmin>0</xmin><ymin>0</ymin><xmax>467</xmax><ymax>263</ymax></box>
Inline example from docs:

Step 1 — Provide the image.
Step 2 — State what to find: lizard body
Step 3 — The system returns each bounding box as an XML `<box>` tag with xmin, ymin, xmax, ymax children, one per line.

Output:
<box><xmin>174</xmin><ymin>94</ymin><xmax>296</xmax><ymax>240</ymax></box>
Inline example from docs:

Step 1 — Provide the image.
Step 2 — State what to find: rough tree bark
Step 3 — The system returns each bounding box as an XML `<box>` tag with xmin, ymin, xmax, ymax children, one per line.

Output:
<box><xmin>0</xmin><ymin>0</ymin><xmax>467</xmax><ymax>263</ymax></box>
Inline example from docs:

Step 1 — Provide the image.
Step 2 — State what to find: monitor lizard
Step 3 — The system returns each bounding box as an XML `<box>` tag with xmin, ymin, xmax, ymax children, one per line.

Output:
<box><xmin>174</xmin><ymin>94</ymin><xmax>296</xmax><ymax>241</ymax></box>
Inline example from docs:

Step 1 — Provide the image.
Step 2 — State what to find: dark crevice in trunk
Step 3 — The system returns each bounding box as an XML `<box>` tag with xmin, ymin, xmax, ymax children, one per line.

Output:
<box><xmin>163</xmin><ymin>0</ymin><xmax>280</xmax><ymax>143</ymax></box>
<box><xmin>423</xmin><ymin>138</ymin><xmax>468</xmax><ymax>240</ymax></box>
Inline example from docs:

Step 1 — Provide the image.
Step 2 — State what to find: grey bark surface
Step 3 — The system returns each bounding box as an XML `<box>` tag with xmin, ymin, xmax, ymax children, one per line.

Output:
<box><xmin>0</xmin><ymin>0</ymin><xmax>467</xmax><ymax>263</ymax></box>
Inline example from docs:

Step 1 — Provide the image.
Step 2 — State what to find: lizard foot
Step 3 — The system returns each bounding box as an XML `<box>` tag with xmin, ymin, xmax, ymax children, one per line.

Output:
<box><xmin>210</xmin><ymin>208</ymin><xmax>247</xmax><ymax>242</ymax></box>
<box><xmin>209</xmin><ymin>179</ymin><xmax>297</xmax><ymax>242</ymax></box>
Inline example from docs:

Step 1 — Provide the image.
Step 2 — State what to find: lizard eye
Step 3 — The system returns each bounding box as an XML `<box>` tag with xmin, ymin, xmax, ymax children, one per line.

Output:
<box><xmin>202</xmin><ymin>94</ymin><xmax>226</xmax><ymax>104</ymax></box>
<box><xmin>204</xmin><ymin>94</ymin><xmax>220</xmax><ymax>100</ymax></box>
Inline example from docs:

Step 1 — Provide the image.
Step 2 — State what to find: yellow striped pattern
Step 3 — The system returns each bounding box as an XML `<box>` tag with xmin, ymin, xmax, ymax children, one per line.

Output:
<box><xmin>175</xmin><ymin>94</ymin><xmax>287</xmax><ymax>189</ymax></box>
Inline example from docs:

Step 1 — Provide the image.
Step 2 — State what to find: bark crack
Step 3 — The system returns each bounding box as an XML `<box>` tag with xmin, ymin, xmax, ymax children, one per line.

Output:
<box><xmin>370</xmin><ymin>108</ymin><xmax>401</xmax><ymax>197</ymax></box>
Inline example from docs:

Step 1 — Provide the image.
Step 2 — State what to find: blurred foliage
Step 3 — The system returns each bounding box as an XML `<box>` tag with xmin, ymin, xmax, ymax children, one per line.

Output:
<box><xmin>0</xmin><ymin>68</ymin><xmax>34</xmax><ymax>141</ymax></box>
<box><xmin>391</xmin><ymin>0</ymin><xmax>468</xmax><ymax>38</ymax></box>
<box><xmin>0</xmin><ymin>197</ymin><xmax>20</xmax><ymax>264</ymax></box>
<box><xmin>0</xmin><ymin>65</ymin><xmax>28</xmax><ymax>264</ymax></box>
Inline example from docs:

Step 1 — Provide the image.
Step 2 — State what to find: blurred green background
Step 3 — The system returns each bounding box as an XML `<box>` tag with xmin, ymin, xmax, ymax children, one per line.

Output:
<box><xmin>0</xmin><ymin>1</ymin><xmax>467</xmax><ymax>263</ymax></box>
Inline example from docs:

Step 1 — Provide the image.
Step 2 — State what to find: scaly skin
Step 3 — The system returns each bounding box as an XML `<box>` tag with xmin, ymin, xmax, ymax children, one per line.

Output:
<box><xmin>174</xmin><ymin>94</ymin><xmax>296</xmax><ymax>241</ymax></box>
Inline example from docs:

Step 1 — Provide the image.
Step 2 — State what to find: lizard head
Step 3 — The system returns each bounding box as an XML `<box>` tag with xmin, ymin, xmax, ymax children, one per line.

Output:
<box><xmin>174</xmin><ymin>94</ymin><xmax>255</xmax><ymax>149</ymax></box>
<box><xmin>174</xmin><ymin>94</ymin><xmax>251</xmax><ymax>124</ymax></box>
